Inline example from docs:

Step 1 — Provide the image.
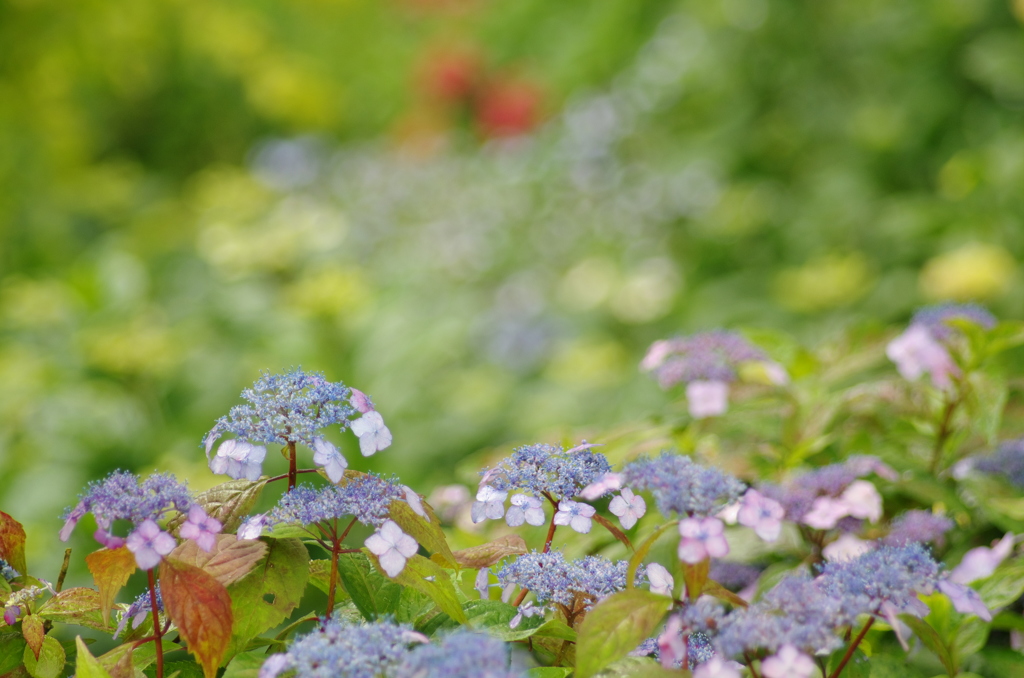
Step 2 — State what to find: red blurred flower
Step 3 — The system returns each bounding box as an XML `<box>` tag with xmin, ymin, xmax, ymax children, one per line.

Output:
<box><xmin>475</xmin><ymin>78</ymin><xmax>543</xmax><ymax>138</ymax></box>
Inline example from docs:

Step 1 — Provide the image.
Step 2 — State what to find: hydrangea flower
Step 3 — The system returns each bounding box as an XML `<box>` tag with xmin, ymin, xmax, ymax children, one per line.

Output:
<box><xmin>761</xmin><ymin>645</ymin><xmax>816</xmax><ymax>678</ymax></box>
<box><xmin>178</xmin><ymin>506</ymin><xmax>223</xmax><ymax>552</ymax></box>
<box><xmin>937</xmin><ymin>580</ymin><xmax>992</xmax><ymax>621</ymax></box>
<box><xmin>478</xmin><ymin>442</ymin><xmax>612</xmax><ymax>501</ymax></box>
<box><xmin>678</xmin><ymin>517</ymin><xmax>729</xmax><ymax>563</ymax></box>
<box><xmin>887</xmin><ymin>303</ymin><xmax>994</xmax><ymax>389</ymax></box>
<box><xmin>365</xmin><ymin>520</ymin><xmax>419</xmax><ymax>577</ymax></box>
<box><xmin>818</xmin><ymin>543</ymin><xmax>941</xmax><ymax>618</ymax></box>
<box><xmin>974</xmin><ymin>438</ymin><xmax>1024</xmax><ymax>489</ymax></box>
<box><xmin>760</xmin><ymin>457</ymin><xmax>893</xmax><ymax>527</ymax></box>
<box><xmin>126</xmin><ymin>520</ymin><xmax>177</xmax><ymax>570</ymax></box>
<box><xmin>204</xmin><ymin>369</ymin><xmax>389</xmax><ymax>481</ymax></box>
<box><xmin>623</xmin><ymin>453</ymin><xmax>745</xmax><ymax>518</ymax></box>
<box><xmin>267</xmin><ymin>474</ymin><xmax>406</xmax><ymax>530</ymax></box>
<box><xmin>472</xmin><ymin>486</ymin><xmax>508</xmax><ymax>523</ymax></box>
<box><xmin>0</xmin><ymin>559</ymin><xmax>18</xmax><ymax>582</ymax></box>
<box><xmin>395</xmin><ymin>629</ymin><xmax>520</xmax><ymax>678</ymax></box>
<box><xmin>883</xmin><ymin>510</ymin><xmax>954</xmax><ymax>547</ymax></box>
<box><xmin>693</xmin><ymin>656</ymin><xmax>742</xmax><ymax>678</ymax></box>
<box><xmin>505</xmin><ymin>494</ymin><xmax>545</xmax><ymax>527</ymax></box>
<box><xmin>114</xmin><ymin>586</ymin><xmax>162</xmax><ymax>639</ymax></box>
<box><xmin>496</xmin><ymin>551</ymin><xmax>633</xmax><ymax>609</ymax></box>
<box><xmin>60</xmin><ymin>471</ymin><xmax>194</xmax><ymax>548</ymax></box>
<box><xmin>647</xmin><ymin>563</ymin><xmax>675</xmax><ymax>597</ymax></box>
<box><xmin>950</xmin><ymin>532</ymin><xmax>1014</xmax><ymax>584</ymax></box>
<box><xmin>609</xmin><ymin>488</ymin><xmax>647</xmax><ymax>529</ymax></box>
<box><xmin>579</xmin><ymin>472</ymin><xmax>624</xmax><ymax>500</ymax></box>
<box><xmin>736</xmin><ymin>489</ymin><xmax>784</xmax><ymax>542</ymax></box>
<box><xmin>553</xmin><ymin>499</ymin><xmax>596</xmax><ymax>533</ymax></box>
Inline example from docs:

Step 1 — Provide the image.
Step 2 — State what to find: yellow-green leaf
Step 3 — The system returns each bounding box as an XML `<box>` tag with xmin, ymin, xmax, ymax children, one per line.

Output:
<box><xmin>75</xmin><ymin>637</ymin><xmax>114</xmax><ymax>678</ymax></box>
<box><xmin>85</xmin><ymin>547</ymin><xmax>136</xmax><ymax>627</ymax></box>
<box><xmin>22</xmin><ymin>636</ymin><xmax>64</xmax><ymax>678</ymax></box>
<box><xmin>575</xmin><ymin>589</ymin><xmax>672</xmax><ymax>678</ymax></box>
<box><xmin>366</xmin><ymin>551</ymin><xmax>468</xmax><ymax>625</ymax></box>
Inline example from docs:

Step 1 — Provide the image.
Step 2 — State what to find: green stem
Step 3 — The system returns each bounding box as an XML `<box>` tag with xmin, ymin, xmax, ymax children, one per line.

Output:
<box><xmin>931</xmin><ymin>397</ymin><xmax>958</xmax><ymax>475</ymax></box>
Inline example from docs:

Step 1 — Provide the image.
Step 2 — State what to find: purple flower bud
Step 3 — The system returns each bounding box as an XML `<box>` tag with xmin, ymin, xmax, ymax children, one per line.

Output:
<box><xmin>4</xmin><ymin>606</ymin><xmax>20</xmax><ymax>626</ymax></box>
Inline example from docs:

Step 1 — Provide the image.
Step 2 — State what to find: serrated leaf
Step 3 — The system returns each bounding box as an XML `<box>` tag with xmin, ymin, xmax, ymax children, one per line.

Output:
<box><xmin>626</xmin><ymin>522</ymin><xmax>678</xmax><ymax>590</ymax></box>
<box><xmin>593</xmin><ymin>514</ymin><xmax>634</xmax><ymax>551</ymax></box>
<box><xmin>575</xmin><ymin>589</ymin><xmax>673</xmax><ymax>678</ymax></box>
<box><xmin>365</xmin><ymin>551</ymin><xmax>468</xmax><ymax>624</ymax></box>
<box><xmin>21</xmin><ymin>615</ymin><xmax>43</xmax><ymax>660</ymax></box>
<box><xmin>85</xmin><ymin>547</ymin><xmax>136</xmax><ymax>627</ymax></box>
<box><xmin>448</xmin><ymin>536</ymin><xmax>528</xmax><ymax>569</ymax></box>
<box><xmin>307</xmin><ymin>559</ymin><xmax>351</xmax><ymax>602</ymax></box>
<box><xmin>37</xmin><ymin>587</ymin><xmax>108</xmax><ymax>632</ymax></box>
<box><xmin>388</xmin><ymin>496</ymin><xmax>457</xmax><ymax>569</ymax></box>
<box><xmin>0</xmin><ymin>512</ymin><xmax>27</xmax><ymax>576</ymax></box>
<box><xmin>899</xmin><ymin>614</ymin><xmax>955</xmax><ymax>677</ymax></box>
<box><xmin>22</xmin><ymin>636</ymin><xmax>64</xmax><ymax>678</ymax></box>
<box><xmin>223</xmin><ymin>538</ymin><xmax>308</xmax><ymax>660</ymax></box>
<box><xmin>335</xmin><ymin>552</ymin><xmax>401</xmax><ymax>622</ymax></box>
<box><xmin>74</xmin><ymin>637</ymin><xmax>113</xmax><ymax>678</ymax></box>
<box><xmin>171</xmin><ymin>480</ymin><xmax>268</xmax><ymax>534</ymax></box>
<box><xmin>169</xmin><ymin>535</ymin><xmax>268</xmax><ymax>588</ymax></box>
<box><xmin>160</xmin><ymin>558</ymin><xmax>234</xmax><ymax>678</ymax></box>
<box><xmin>0</xmin><ymin>633</ymin><xmax>27</xmax><ymax>675</ymax></box>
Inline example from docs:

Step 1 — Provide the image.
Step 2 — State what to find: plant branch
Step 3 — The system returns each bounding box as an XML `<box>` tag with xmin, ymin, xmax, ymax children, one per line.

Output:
<box><xmin>931</xmin><ymin>396</ymin><xmax>958</xmax><ymax>474</ymax></box>
<box><xmin>266</xmin><ymin>468</ymin><xmax>320</xmax><ymax>484</ymax></box>
<box><xmin>148</xmin><ymin>569</ymin><xmax>164</xmax><ymax>678</ymax></box>
<box><xmin>828</xmin><ymin>617</ymin><xmax>874</xmax><ymax>678</ymax></box>
<box><xmin>55</xmin><ymin>548</ymin><xmax>71</xmax><ymax>593</ymax></box>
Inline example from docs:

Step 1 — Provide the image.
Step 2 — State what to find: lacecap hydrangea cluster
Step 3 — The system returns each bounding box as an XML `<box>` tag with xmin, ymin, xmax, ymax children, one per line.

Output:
<box><xmin>887</xmin><ymin>302</ymin><xmax>996</xmax><ymax>389</ymax></box>
<box><xmin>494</xmin><ymin>550</ymin><xmax>636</xmax><ymax>610</ymax></box>
<box><xmin>204</xmin><ymin>369</ymin><xmax>392</xmax><ymax>483</ymax></box>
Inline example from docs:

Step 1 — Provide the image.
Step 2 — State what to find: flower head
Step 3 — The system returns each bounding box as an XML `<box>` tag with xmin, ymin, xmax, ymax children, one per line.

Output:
<box><xmin>115</xmin><ymin>586</ymin><xmax>162</xmax><ymax>639</ymax></box>
<box><xmin>396</xmin><ymin>629</ymin><xmax>517</xmax><ymax>678</ymax></box>
<box><xmin>268</xmin><ymin>475</ymin><xmax>406</xmax><ymax>529</ymax></box>
<box><xmin>553</xmin><ymin>499</ymin><xmax>596</xmax><ymax>534</ymax></box>
<box><xmin>208</xmin><ymin>439</ymin><xmax>267</xmax><ymax>481</ymax></box>
<box><xmin>609</xmin><ymin>488</ymin><xmax>647</xmax><ymax>529</ymax></box>
<box><xmin>883</xmin><ymin>510</ymin><xmax>954</xmax><ymax>548</ymax></box>
<box><xmin>350</xmin><ymin>411</ymin><xmax>393</xmax><ymax>457</ymax></box>
<box><xmin>61</xmin><ymin>471</ymin><xmax>193</xmax><ymax>544</ymax></box>
<box><xmin>737</xmin><ymin>490</ymin><xmax>784</xmax><ymax>542</ymax></box>
<box><xmin>471</xmin><ymin>486</ymin><xmax>508</xmax><ymax>523</ymax></box>
<box><xmin>761</xmin><ymin>645</ymin><xmax>816</xmax><ymax>678</ymax></box>
<box><xmin>505</xmin><ymin>494</ymin><xmax>545</xmax><ymax>527</ymax></box>
<box><xmin>819</xmin><ymin>542</ymin><xmax>941</xmax><ymax>615</ymax></box>
<box><xmin>975</xmin><ymin>438</ymin><xmax>1024</xmax><ymax>489</ymax></box>
<box><xmin>641</xmin><ymin>330</ymin><xmax>768</xmax><ymax>389</ymax></box>
<box><xmin>685</xmin><ymin>380</ymin><xmax>730</xmax><ymax>419</ymax></box>
<box><xmin>496</xmin><ymin>551</ymin><xmax>633</xmax><ymax>609</ymax></box>
<box><xmin>678</xmin><ymin>517</ymin><xmax>729</xmax><ymax>563</ymax></box>
<box><xmin>479</xmin><ymin>442</ymin><xmax>612</xmax><ymax>500</ymax></box>
<box><xmin>623</xmin><ymin>453</ymin><xmax>745</xmax><ymax>518</ymax></box>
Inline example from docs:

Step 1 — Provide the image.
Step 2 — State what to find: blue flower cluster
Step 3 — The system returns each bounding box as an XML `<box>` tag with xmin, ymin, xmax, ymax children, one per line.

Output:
<box><xmin>261</xmin><ymin>619</ymin><xmax>422</xmax><ymax>678</ymax></box>
<box><xmin>883</xmin><ymin>510</ymin><xmax>955</xmax><ymax>547</ymax></box>
<box><xmin>495</xmin><ymin>551</ymin><xmax>633</xmax><ymax>609</ymax></box>
<box><xmin>819</xmin><ymin>542</ymin><xmax>941</xmax><ymax>615</ymax></box>
<box><xmin>622</xmin><ymin>453</ymin><xmax>744</xmax><ymax>517</ymax></box>
<box><xmin>482</xmin><ymin>443</ymin><xmax>612</xmax><ymax>499</ymax></box>
<box><xmin>975</xmin><ymin>437</ymin><xmax>1024</xmax><ymax>489</ymax></box>
<box><xmin>912</xmin><ymin>303</ymin><xmax>996</xmax><ymax>340</ymax></box>
<box><xmin>396</xmin><ymin>629</ymin><xmax>521</xmax><ymax>678</ymax></box>
<box><xmin>268</xmin><ymin>475</ymin><xmax>405</xmax><ymax>528</ymax></box>
<box><xmin>0</xmin><ymin>559</ymin><xmax>17</xmax><ymax>582</ymax></box>
<box><xmin>208</xmin><ymin>369</ymin><xmax>356</xmax><ymax>448</ymax></box>
<box><xmin>641</xmin><ymin>330</ymin><xmax>767</xmax><ymax>388</ymax></box>
<box><xmin>60</xmin><ymin>471</ymin><xmax>193</xmax><ymax>540</ymax></box>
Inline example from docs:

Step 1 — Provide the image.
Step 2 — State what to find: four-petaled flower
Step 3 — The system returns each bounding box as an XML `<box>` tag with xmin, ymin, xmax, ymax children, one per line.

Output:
<box><xmin>350</xmin><ymin>411</ymin><xmax>393</xmax><ymax>457</ymax></box>
<box><xmin>685</xmin><ymin>380</ymin><xmax>730</xmax><ymax>419</ymax></box>
<box><xmin>553</xmin><ymin>499</ymin><xmax>596</xmax><ymax>534</ymax></box>
<box><xmin>312</xmin><ymin>437</ymin><xmax>348</xmax><ymax>484</ymax></box>
<box><xmin>237</xmin><ymin>514</ymin><xmax>268</xmax><ymax>540</ymax></box>
<box><xmin>506</xmin><ymin>494</ymin><xmax>545</xmax><ymax>527</ymax></box>
<box><xmin>646</xmin><ymin>562</ymin><xmax>675</xmax><ymax>597</ymax></box>
<box><xmin>365</xmin><ymin>520</ymin><xmax>418</xmax><ymax>577</ymax></box>
<box><xmin>938</xmin><ymin>580</ymin><xmax>992</xmax><ymax>621</ymax></box>
<box><xmin>209</xmin><ymin>439</ymin><xmax>267</xmax><ymax>481</ymax></box>
<box><xmin>179</xmin><ymin>506</ymin><xmax>223</xmax><ymax>552</ymax></box>
<box><xmin>737</xmin><ymin>489</ymin><xmax>785</xmax><ymax>542</ymax></box>
<box><xmin>951</xmin><ymin>532</ymin><xmax>1015</xmax><ymax>584</ymax></box>
<box><xmin>886</xmin><ymin>325</ymin><xmax>958</xmax><ymax>389</ymax></box>
<box><xmin>609</xmin><ymin>488</ymin><xmax>647</xmax><ymax>529</ymax></box>
<box><xmin>693</xmin><ymin>657</ymin><xmax>742</xmax><ymax>678</ymax></box>
<box><xmin>677</xmin><ymin>517</ymin><xmax>729</xmax><ymax>564</ymax></box>
<box><xmin>126</xmin><ymin>519</ymin><xmax>177</xmax><ymax>570</ymax></box>
<box><xmin>471</xmin><ymin>486</ymin><xmax>508</xmax><ymax>523</ymax></box>
<box><xmin>761</xmin><ymin>644</ymin><xmax>817</xmax><ymax>678</ymax></box>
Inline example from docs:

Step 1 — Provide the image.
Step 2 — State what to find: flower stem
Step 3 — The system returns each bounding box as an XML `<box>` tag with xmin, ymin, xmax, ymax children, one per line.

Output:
<box><xmin>148</xmin><ymin>569</ymin><xmax>164</xmax><ymax>678</ymax></box>
<box><xmin>287</xmin><ymin>441</ymin><xmax>297</xmax><ymax>491</ymax></box>
<box><xmin>931</xmin><ymin>396</ymin><xmax>958</xmax><ymax>474</ymax></box>
<box><xmin>266</xmin><ymin>468</ymin><xmax>320</xmax><ymax>484</ymax></box>
<box><xmin>743</xmin><ymin>652</ymin><xmax>761</xmax><ymax>678</ymax></box>
<box><xmin>325</xmin><ymin>538</ymin><xmax>341</xmax><ymax>621</ymax></box>
<box><xmin>828</xmin><ymin>617</ymin><xmax>874</xmax><ymax>678</ymax></box>
<box><xmin>55</xmin><ymin>548</ymin><xmax>71</xmax><ymax>593</ymax></box>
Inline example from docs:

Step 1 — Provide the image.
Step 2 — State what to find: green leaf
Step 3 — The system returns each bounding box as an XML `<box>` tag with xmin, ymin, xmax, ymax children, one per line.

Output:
<box><xmin>22</xmin><ymin>636</ymin><xmax>64</xmax><ymax>678</ymax></box>
<box><xmin>702</xmin><ymin>580</ymin><xmax>748</xmax><ymax>608</ymax></box>
<box><xmin>951</xmin><ymin>617</ymin><xmax>989</xmax><ymax>662</ymax></box>
<box><xmin>334</xmin><ymin>552</ymin><xmax>401</xmax><ymax>622</ymax></box>
<box><xmin>157</xmin><ymin>661</ymin><xmax>206</xmax><ymax>678</ymax></box>
<box><xmin>98</xmin><ymin>640</ymin><xmax>158</xmax><ymax>676</ymax></box>
<box><xmin>37</xmin><ymin>587</ymin><xmax>109</xmax><ymax>633</ymax></box>
<box><xmin>0</xmin><ymin>633</ymin><xmax>27</xmax><ymax>675</ymax></box>
<box><xmin>388</xmin><ymin>493</ymin><xmax>458</xmax><ymax>569</ymax></box>
<box><xmin>171</xmin><ymin>480</ymin><xmax>268</xmax><ymax>534</ymax></box>
<box><xmin>965</xmin><ymin>371</ymin><xmax>1008</xmax><ymax>446</ymax></box>
<box><xmin>626</xmin><ymin>521</ymin><xmax>678</xmax><ymax>590</ymax></box>
<box><xmin>899</xmin><ymin>614</ymin><xmax>955</xmax><ymax>677</ymax></box>
<box><xmin>74</xmin><ymin>637</ymin><xmax>113</xmax><ymax>678</ymax></box>
<box><xmin>222</xmin><ymin>650</ymin><xmax>272</xmax><ymax>678</ymax></box>
<box><xmin>366</xmin><ymin>551</ymin><xmax>468</xmax><ymax>625</ymax></box>
<box><xmin>395</xmin><ymin>586</ymin><xmax>434</xmax><ymax>624</ymax></box>
<box><xmin>21</xmin><ymin>615</ymin><xmax>44</xmax><ymax>660</ymax></box>
<box><xmin>525</xmin><ymin>668</ymin><xmax>574</xmax><ymax>678</ymax></box>
<box><xmin>224</xmin><ymin>537</ymin><xmax>309</xmax><ymax>660</ymax></box>
<box><xmin>593</xmin><ymin>656</ymin><xmax>683</xmax><ymax>677</ymax></box>
<box><xmin>168</xmin><ymin>535</ymin><xmax>269</xmax><ymax>588</ymax></box>
<box><xmin>864</xmin><ymin>655</ymin><xmax>926</xmax><ymax>678</ymax></box>
<box><xmin>827</xmin><ymin>648</ymin><xmax>870</xmax><ymax>678</ymax></box>
<box><xmin>975</xmin><ymin>559</ymin><xmax>1024</xmax><ymax>609</ymax></box>
<box><xmin>0</xmin><ymin>512</ymin><xmax>27</xmax><ymax>576</ymax></box>
<box><xmin>575</xmin><ymin>589</ymin><xmax>672</xmax><ymax>678</ymax></box>
<box><xmin>307</xmin><ymin>559</ymin><xmax>351</xmax><ymax>606</ymax></box>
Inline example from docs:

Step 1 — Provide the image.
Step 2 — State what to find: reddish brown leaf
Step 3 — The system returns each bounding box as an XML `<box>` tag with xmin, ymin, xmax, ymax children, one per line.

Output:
<box><xmin>21</xmin><ymin>615</ymin><xmax>44</xmax><ymax>660</ymax></box>
<box><xmin>0</xmin><ymin>511</ymin><xmax>27</xmax><ymax>575</ymax></box>
<box><xmin>449</xmin><ymin>535</ymin><xmax>528</xmax><ymax>569</ymax></box>
<box><xmin>85</xmin><ymin>547</ymin><xmax>136</xmax><ymax>627</ymax></box>
<box><xmin>593</xmin><ymin>514</ymin><xmax>634</xmax><ymax>552</ymax></box>
<box><xmin>159</xmin><ymin>558</ymin><xmax>233</xmax><ymax>678</ymax></box>
<box><xmin>168</xmin><ymin>535</ymin><xmax>267</xmax><ymax>588</ymax></box>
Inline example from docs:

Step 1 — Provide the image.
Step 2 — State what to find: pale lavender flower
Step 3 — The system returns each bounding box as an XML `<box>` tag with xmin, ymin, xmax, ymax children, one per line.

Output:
<box><xmin>887</xmin><ymin>324</ymin><xmax>958</xmax><ymax>388</ymax></box>
<box><xmin>609</xmin><ymin>488</ymin><xmax>647</xmax><ymax>529</ymax></box>
<box><xmin>623</xmin><ymin>453</ymin><xmax>745</xmax><ymax>518</ymax></box>
<box><xmin>475</xmin><ymin>568</ymin><xmax>491</xmax><ymax>599</ymax></box>
<box><xmin>312</xmin><ymin>437</ymin><xmax>347</xmax><ymax>483</ymax></box>
<box><xmin>801</xmin><ymin>496</ymin><xmax>850</xmax><ymax>530</ymax></box>
<box><xmin>975</xmin><ymin>439</ymin><xmax>1024</xmax><ymax>489</ymax></box>
<box><xmin>951</xmin><ymin>533</ymin><xmax>1015</xmax><ymax>584</ymax></box>
<box><xmin>657</xmin><ymin>615</ymin><xmax>685</xmax><ymax>669</ymax></box>
<box><xmin>553</xmin><ymin>499</ymin><xmax>596</xmax><ymax>534</ymax></box>
<box><xmin>884</xmin><ymin>510</ymin><xmax>954</xmax><ymax>547</ymax></box>
<box><xmin>238</xmin><ymin>514</ymin><xmax>268</xmax><ymax>540</ymax></box>
<box><xmin>693</xmin><ymin>657</ymin><xmax>742</xmax><ymax>678</ymax></box>
<box><xmin>737</xmin><ymin>490</ymin><xmax>784</xmax><ymax>542</ymax></box>
<box><xmin>685</xmin><ymin>380</ymin><xmax>730</xmax><ymax>419</ymax></box>
<box><xmin>509</xmin><ymin>601</ymin><xmax>546</xmax><ymax>629</ymax></box>
<box><xmin>579</xmin><ymin>472</ymin><xmax>623</xmax><ymax>500</ymax></box>
<box><xmin>179</xmin><ymin>506</ymin><xmax>222</xmax><ymax>552</ymax></box>
<box><xmin>505</xmin><ymin>494</ymin><xmax>545</xmax><ymax>527</ymax></box>
<box><xmin>350</xmin><ymin>411</ymin><xmax>393</xmax><ymax>457</ymax></box>
<box><xmin>640</xmin><ymin>330</ymin><xmax>768</xmax><ymax>389</ymax></box>
<box><xmin>822</xmin><ymin>534</ymin><xmax>872</xmax><ymax>562</ymax></box>
<box><xmin>349</xmin><ymin>387</ymin><xmax>375</xmax><ymax>414</ymax></box>
<box><xmin>114</xmin><ymin>586</ymin><xmax>162</xmax><ymax>639</ymax></box>
<box><xmin>761</xmin><ymin>645</ymin><xmax>816</xmax><ymax>678</ymax></box>
<box><xmin>126</xmin><ymin>520</ymin><xmax>177</xmax><ymax>570</ymax></box>
<box><xmin>647</xmin><ymin>563</ymin><xmax>675</xmax><ymax>597</ymax></box>
<box><xmin>678</xmin><ymin>517</ymin><xmax>729</xmax><ymax>564</ymax></box>
<box><xmin>208</xmin><ymin>439</ymin><xmax>267</xmax><ymax>481</ymax></box>
<box><xmin>267</xmin><ymin>475</ymin><xmax>405</xmax><ymax>529</ymax></box>
<box><xmin>472</xmin><ymin>486</ymin><xmax>508</xmax><ymax>523</ymax></box>
<box><xmin>365</xmin><ymin>520</ymin><xmax>418</xmax><ymax>577</ymax></box>
<box><xmin>93</xmin><ymin>528</ymin><xmax>126</xmax><ymax>550</ymax></box>
<box><xmin>402</xmin><ymin>486</ymin><xmax>429</xmax><ymax>520</ymax></box>
<box><xmin>938</xmin><ymin>580</ymin><xmax>992</xmax><ymax>621</ymax></box>
<box><xmin>839</xmin><ymin>480</ymin><xmax>883</xmax><ymax>522</ymax></box>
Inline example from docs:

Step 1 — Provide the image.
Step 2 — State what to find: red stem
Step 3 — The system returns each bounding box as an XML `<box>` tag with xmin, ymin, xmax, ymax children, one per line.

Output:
<box><xmin>148</xmin><ymin>569</ymin><xmax>163</xmax><ymax>678</ymax></box>
<box><xmin>287</xmin><ymin>441</ymin><xmax>297</xmax><ymax>491</ymax></box>
<box><xmin>266</xmin><ymin>468</ymin><xmax>320</xmax><ymax>484</ymax></box>
<box><xmin>828</xmin><ymin>617</ymin><xmax>874</xmax><ymax>678</ymax></box>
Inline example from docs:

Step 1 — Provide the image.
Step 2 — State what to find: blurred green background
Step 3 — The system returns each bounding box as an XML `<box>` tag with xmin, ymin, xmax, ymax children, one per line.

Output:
<box><xmin>2</xmin><ymin>0</ymin><xmax>1023</xmax><ymax>571</ymax></box>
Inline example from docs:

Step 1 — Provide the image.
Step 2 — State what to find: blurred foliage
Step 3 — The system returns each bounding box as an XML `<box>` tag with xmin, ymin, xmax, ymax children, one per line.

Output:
<box><xmin>1</xmin><ymin>0</ymin><xmax>1023</xmax><ymax>575</ymax></box>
